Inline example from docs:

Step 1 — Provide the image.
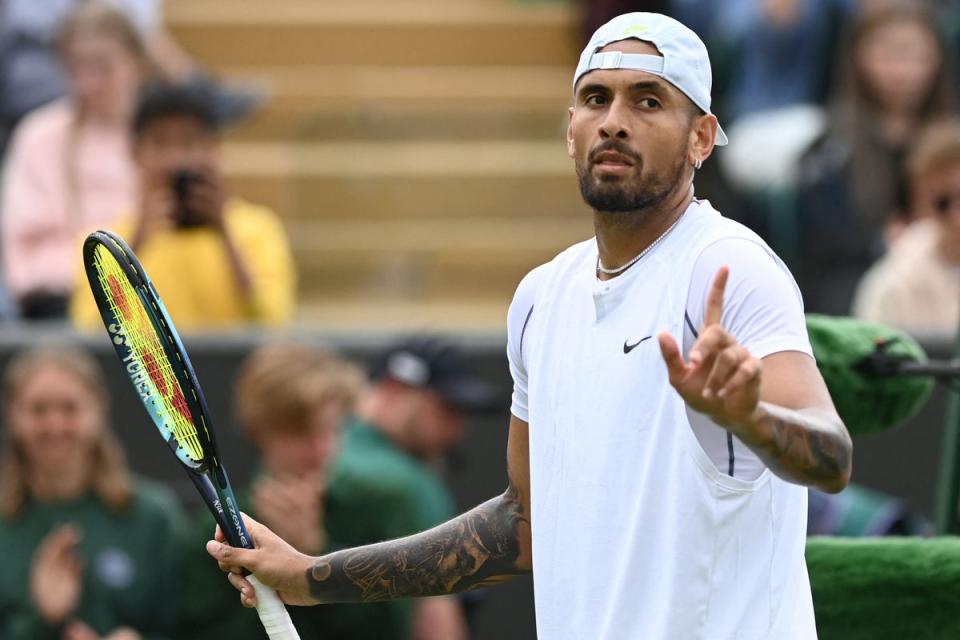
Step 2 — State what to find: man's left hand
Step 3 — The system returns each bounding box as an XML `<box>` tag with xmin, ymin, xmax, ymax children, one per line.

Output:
<box><xmin>658</xmin><ymin>266</ymin><xmax>762</xmax><ymax>434</ymax></box>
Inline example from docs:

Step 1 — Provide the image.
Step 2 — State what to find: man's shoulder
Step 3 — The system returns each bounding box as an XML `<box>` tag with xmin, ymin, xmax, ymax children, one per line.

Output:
<box><xmin>551</xmin><ymin>236</ymin><xmax>597</xmax><ymax>271</ymax></box>
<box><xmin>687</xmin><ymin>233</ymin><xmax>802</xmax><ymax>312</ymax></box>
<box><xmin>510</xmin><ymin>262</ymin><xmax>550</xmax><ymax>315</ymax></box>
<box><xmin>511</xmin><ymin>237</ymin><xmax>595</xmax><ymax>301</ymax></box>
<box><xmin>686</xmin><ymin>203</ymin><xmax>787</xmax><ymax>276</ymax></box>
<box><xmin>690</xmin><ymin>201</ymin><xmax>769</xmax><ymax>247</ymax></box>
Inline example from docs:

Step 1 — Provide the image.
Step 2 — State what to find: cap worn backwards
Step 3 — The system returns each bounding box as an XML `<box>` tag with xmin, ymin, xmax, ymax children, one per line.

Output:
<box><xmin>573</xmin><ymin>12</ymin><xmax>728</xmax><ymax>146</ymax></box>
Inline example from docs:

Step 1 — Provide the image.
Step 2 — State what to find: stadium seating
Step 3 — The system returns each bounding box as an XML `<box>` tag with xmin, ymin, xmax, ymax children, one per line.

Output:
<box><xmin>166</xmin><ymin>0</ymin><xmax>592</xmax><ymax>328</ymax></box>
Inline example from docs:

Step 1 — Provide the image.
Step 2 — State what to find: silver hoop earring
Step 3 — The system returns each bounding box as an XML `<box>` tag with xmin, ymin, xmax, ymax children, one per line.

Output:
<box><xmin>693</xmin><ymin>158</ymin><xmax>703</xmax><ymax>170</ymax></box>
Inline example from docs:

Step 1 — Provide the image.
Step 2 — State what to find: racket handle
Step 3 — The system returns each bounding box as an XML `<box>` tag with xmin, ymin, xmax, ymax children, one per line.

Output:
<box><xmin>248</xmin><ymin>575</ymin><xmax>301</xmax><ymax>640</ymax></box>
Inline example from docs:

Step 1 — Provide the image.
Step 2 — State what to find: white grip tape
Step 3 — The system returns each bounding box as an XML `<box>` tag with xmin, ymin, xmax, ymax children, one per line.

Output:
<box><xmin>248</xmin><ymin>575</ymin><xmax>301</xmax><ymax>640</ymax></box>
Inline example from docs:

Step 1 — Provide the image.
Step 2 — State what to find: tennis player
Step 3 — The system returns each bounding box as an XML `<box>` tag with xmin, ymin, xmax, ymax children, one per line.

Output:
<box><xmin>207</xmin><ymin>13</ymin><xmax>852</xmax><ymax>639</ymax></box>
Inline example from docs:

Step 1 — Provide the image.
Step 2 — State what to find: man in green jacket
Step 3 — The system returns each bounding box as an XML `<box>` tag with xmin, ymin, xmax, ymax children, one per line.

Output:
<box><xmin>179</xmin><ymin>342</ymin><xmax>435</xmax><ymax>639</ymax></box>
<box><xmin>335</xmin><ymin>336</ymin><xmax>501</xmax><ymax>638</ymax></box>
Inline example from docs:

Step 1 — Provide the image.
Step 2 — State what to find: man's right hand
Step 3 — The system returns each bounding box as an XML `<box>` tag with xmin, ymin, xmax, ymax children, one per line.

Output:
<box><xmin>206</xmin><ymin>513</ymin><xmax>318</xmax><ymax>607</ymax></box>
<box><xmin>31</xmin><ymin>525</ymin><xmax>84</xmax><ymax>624</ymax></box>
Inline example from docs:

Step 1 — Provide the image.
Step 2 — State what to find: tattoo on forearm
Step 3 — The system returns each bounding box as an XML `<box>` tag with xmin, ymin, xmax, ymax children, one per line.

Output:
<box><xmin>750</xmin><ymin>403</ymin><xmax>852</xmax><ymax>490</ymax></box>
<box><xmin>307</xmin><ymin>485</ymin><xmax>530</xmax><ymax>603</ymax></box>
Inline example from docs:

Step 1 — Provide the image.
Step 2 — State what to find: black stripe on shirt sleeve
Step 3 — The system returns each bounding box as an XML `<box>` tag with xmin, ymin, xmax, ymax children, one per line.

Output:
<box><xmin>686</xmin><ymin>310</ymin><xmax>736</xmax><ymax>478</ymax></box>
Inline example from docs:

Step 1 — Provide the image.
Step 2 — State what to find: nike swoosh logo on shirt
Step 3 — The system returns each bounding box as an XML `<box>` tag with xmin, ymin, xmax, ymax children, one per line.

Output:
<box><xmin>623</xmin><ymin>335</ymin><xmax>653</xmax><ymax>354</ymax></box>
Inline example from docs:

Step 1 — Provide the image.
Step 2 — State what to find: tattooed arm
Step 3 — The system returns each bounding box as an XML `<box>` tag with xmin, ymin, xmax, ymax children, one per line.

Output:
<box><xmin>704</xmin><ymin>348</ymin><xmax>852</xmax><ymax>494</ymax></box>
<box><xmin>665</xmin><ymin>344</ymin><xmax>853</xmax><ymax>493</ymax></box>
<box><xmin>660</xmin><ymin>267</ymin><xmax>851</xmax><ymax>494</ymax></box>
<box><xmin>307</xmin><ymin>483</ymin><xmax>529</xmax><ymax>602</ymax></box>
<box><xmin>207</xmin><ymin>416</ymin><xmax>532</xmax><ymax>607</ymax></box>
<box><xmin>736</xmin><ymin>400</ymin><xmax>852</xmax><ymax>494</ymax></box>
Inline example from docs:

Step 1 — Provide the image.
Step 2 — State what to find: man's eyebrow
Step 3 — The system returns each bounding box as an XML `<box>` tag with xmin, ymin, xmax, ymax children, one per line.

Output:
<box><xmin>576</xmin><ymin>83</ymin><xmax>610</xmax><ymax>98</ymax></box>
<box><xmin>576</xmin><ymin>79</ymin><xmax>671</xmax><ymax>99</ymax></box>
<box><xmin>628</xmin><ymin>80</ymin><xmax>669</xmax><ymax>94</ymax></box>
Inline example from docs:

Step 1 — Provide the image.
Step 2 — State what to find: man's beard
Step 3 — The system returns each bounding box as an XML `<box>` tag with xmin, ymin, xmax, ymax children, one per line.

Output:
<box><xmin>576</xmin><ymin>141</ymin><xmax>686</xmax><ymax>216</ymax></box>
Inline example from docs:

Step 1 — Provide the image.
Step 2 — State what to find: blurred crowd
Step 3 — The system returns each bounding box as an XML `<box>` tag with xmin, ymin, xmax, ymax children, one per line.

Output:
<box><xmin>0</xmin><ymin>337</ymin><xmax>499</xmax><ymax>639</ymax></box>
<box><xmin>0</xmin><ymin>0</ymin><xmax>959</xmax><ymax>636</ymax></box>
<box><xmin>0</xmin><ymin>0</ymin><xmax>955</xmax><ymax>339</ymax></box>
<box><xmin>0</xmin><ymin>0</ymin><xmax>290</xmax><ymax>327</ymax></box>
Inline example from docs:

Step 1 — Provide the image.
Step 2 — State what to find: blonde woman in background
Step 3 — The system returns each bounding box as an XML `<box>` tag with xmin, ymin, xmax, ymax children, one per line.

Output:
<box><xmin>853</xmin><ymin>119</ymin><xmax>960</xmax><ymax>337</ymax></box>
<box><xmin>1</xmin><ymin>1</ymin><xmax>148</xmax><ymax>319</ymax></box>
<box><xmin>0</xmin><ymin>347</ymin><xmax>184</xmax><ymax>639</ymax></box>
<box><xmin>796</xmin><ymin>0</ymin><xmax>957</xmax><ymax>315</ymax></box>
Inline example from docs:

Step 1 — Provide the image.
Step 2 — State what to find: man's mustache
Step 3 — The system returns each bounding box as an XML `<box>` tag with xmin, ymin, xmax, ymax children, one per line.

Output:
<box><xmin>588</xmin><ymin>141</ymin><xmax>642</xmax><ymax>165</ymax></box>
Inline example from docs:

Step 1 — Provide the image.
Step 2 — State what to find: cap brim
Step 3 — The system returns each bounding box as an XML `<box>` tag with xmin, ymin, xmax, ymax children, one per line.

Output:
<box><xmin>716</xmin><ymin>123</ymin><xmax>729</xmax><ymax>146</ymax></box>
<box><xmin>435</xmin><ymin>378</ymin><xmax>502</xmax><ymax>413</ymax></box>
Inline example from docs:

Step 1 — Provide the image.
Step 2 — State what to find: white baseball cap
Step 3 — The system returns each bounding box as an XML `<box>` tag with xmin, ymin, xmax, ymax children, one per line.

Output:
<box><xmin>573</xmin><ymin>12</ymin><xmax>728</xmax><ymax>146</ymax></box>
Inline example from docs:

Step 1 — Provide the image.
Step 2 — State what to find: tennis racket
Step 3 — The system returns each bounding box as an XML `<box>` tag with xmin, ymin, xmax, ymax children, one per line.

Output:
<box><xmin>82</xmin><ymin>229</ymin><xmax>300</xmax><ymax>640</ymax></box>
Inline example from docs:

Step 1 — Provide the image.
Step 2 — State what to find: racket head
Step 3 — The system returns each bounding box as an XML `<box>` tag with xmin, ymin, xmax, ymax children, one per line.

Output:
<box><xmin>84</xmin><ymin>229</ymin><xmax>254</xmax><ymax>550</ymax></box>
<box><xmin>84</xmin><ymin>232</ymin><xmax>302</xmax><ymax>639</ymax></box>
<box><xmin>82</xmin><ymin>230</ymin><xmax>216</xmax><ymax>471</ymax></box>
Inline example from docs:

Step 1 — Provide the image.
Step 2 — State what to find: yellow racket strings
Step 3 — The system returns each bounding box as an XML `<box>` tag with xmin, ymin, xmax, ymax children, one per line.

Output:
<box><xmin>92</xmin><ymin>244</ymin><xmax>204</xmax><ymax>463</ymax></box>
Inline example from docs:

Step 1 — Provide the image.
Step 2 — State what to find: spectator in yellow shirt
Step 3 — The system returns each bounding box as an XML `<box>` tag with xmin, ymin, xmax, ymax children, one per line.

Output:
<box><xmin>71</xmin><ymin>82</ymin><xmax>295</xmax><ymax>330</ymax></box>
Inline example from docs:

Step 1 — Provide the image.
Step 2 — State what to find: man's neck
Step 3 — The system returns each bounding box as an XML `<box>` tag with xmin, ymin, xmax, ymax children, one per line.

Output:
<box><xmin>593</xmin><ymin>184</ymin><xmax>694</xmax><ymax>281</ymax></box>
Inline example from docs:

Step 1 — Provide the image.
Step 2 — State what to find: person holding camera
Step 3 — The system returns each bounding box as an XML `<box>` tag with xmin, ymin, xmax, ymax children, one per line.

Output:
<box><xmin>70</xmin><ymin>82</ymin><xmax>295</xmax><ymax>331</ymax></box>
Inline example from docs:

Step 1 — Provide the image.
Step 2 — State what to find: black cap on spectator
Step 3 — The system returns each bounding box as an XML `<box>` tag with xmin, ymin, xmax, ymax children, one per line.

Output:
<box><xmin>133</xmin><ymin>81</ymin><xmax>220</xmax><ymax>136</ymax></box>
<box><xmin>370</xmin><ymin>336</ymin><xmax>501</xmax><ymax>412</ymax></box>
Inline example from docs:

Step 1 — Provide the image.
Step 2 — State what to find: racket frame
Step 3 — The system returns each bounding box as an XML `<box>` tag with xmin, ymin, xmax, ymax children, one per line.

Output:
<box><xmin>83</xmin><ymin>230</ymin><xmax>251</xmax><ymax>550</ymax></box>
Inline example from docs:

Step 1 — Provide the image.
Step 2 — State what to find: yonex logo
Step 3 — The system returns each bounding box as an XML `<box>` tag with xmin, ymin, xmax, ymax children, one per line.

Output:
<box><xmin>622</xmin><ymin>24</ymin><xmax>649</xmax><ymax>36</ymax></box>
<box><xmin>122</xmin><ymin>352</ymin><xmax>153</xmax><ymax>403</ymax></box>
<box><xmin>108</xmin><ymin>322</ymin><xmax>127</xmax><ymax>345</ymax></box>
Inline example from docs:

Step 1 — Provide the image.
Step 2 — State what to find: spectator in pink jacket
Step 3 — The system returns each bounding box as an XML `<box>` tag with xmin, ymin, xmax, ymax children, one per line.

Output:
<box><xmin>1</xmin><ymin>1</ymin><xmax>148</xmax><ymax>319</ymax></box>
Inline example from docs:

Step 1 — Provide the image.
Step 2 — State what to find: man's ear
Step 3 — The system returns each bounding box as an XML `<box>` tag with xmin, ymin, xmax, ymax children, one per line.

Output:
<box><xmin>689</xmin><ymin>112</ymin><xmax>718</xmax><ymax>167</ymax></box>
<box><xmin>566</xmin><ymin>106</ymin><xmax>576</xmax><ymax>159</ymax></box>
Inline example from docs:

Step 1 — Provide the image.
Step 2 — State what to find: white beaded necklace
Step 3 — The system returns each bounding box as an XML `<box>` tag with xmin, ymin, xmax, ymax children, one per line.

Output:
<box><xmin>596</xmin><ymin>212</ymin><xmax>685</xmax><ymax>276</ymax></box>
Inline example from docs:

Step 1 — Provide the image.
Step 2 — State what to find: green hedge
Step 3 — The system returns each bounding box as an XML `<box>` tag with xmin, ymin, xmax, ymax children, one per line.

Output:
<box><xmin>808</xmin><ymin>537</ymin><xmax>960</xmax><ymax>640</ymax></box>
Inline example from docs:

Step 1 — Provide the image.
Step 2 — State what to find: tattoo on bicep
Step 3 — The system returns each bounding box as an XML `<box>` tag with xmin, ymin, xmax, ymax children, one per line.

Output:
<box><xmin>307</xmin><ymin>484</ymin><xmax>529</xmax><ymax>602</ymax></box>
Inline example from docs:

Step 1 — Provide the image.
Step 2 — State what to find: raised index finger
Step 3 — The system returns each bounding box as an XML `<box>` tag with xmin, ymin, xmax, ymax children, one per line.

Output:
<box><xmin>703</xmin><ymin>265</ymin><xmax>730</xmax><ymax>327</ymax></box>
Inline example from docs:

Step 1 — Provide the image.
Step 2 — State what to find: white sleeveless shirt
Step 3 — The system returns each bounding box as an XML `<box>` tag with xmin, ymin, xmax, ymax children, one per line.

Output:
<box><xmin>507</xmin><ymin>200</ymin><xmax>816</xmax><ymax>640</ymax></box>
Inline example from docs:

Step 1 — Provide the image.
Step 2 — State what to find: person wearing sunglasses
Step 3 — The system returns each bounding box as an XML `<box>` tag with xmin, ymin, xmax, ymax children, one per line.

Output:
<box><xmin>853</xmin><ymin>118</ymin><xmax>960</xmax><ymax>337</ymax></box>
